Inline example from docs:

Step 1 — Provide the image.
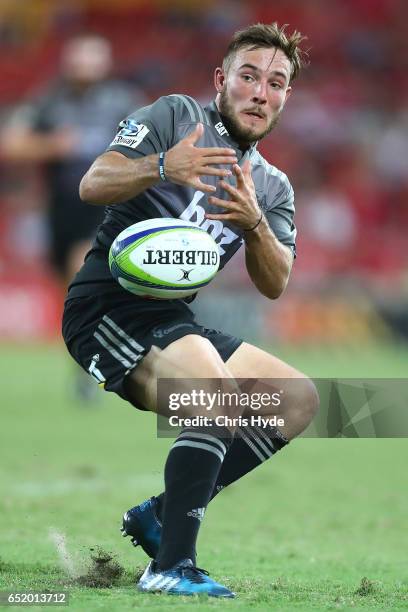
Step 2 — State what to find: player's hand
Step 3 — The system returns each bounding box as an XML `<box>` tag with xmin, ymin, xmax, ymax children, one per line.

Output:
<box><xmin>49</xmin><ymin>128</ymin><xmax>80</xmax><ymax>158</ymax></box>
<box><xmin>164</xmin><ymin>123</ymin><xmax>238</xmax><ymax>194</ymax></box>
<box><xmin>206</xmin><ymin>160</ymin><xmax>262</xmax><ymax>230</ymax></box>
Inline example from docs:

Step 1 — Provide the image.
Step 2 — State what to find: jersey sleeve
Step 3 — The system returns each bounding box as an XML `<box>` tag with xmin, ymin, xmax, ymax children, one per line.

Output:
<box><xmin>264</xmin><ymin>180</ymin><xmax>297</xmax><ymax>257</ymax></box>
<box><xmin>106</xmin><ymin>96</ymin><xmax>178</xmax><ymax>159</ymax></box>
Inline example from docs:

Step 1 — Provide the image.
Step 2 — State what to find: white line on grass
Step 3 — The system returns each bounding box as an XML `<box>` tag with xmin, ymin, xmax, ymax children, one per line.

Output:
<box><xmin>9</xmin><ymin>474</ymin><xmax>162</xmax><ymax>497</ymax></box>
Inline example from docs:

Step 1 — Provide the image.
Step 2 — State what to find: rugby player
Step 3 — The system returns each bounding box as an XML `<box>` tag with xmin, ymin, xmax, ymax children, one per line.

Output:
<box><xmin>62</xmin><ymin>23</ymin><xmax>319</xmax><ymax>597</ymax></box>
<box><xmin>1</xmin><ymin>34</ymin><xmax>143</xmax><ymax>400</ymax></box>
<box><xmin>1</xmin><ymin>34</ymin><xmax>140</xmax><ymax>287</ymax></box>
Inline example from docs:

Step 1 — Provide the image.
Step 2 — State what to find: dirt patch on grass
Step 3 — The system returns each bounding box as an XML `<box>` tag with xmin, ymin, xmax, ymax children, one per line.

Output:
<box><xmin>355</xmin><ymin>577</ymin><xmax>377</xmax><ymax>596</ymax></box>
<box><xmin>73</xmin><ymin>547</ymin><xmax>124</xmax><ymax>588</ymax></box>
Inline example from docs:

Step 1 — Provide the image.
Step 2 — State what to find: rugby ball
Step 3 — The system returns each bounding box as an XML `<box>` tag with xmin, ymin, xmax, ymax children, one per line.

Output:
<box><xmin>109</xmin><ymin>218</ymin><xmax>220</xmax><ymax>299</ymax></box>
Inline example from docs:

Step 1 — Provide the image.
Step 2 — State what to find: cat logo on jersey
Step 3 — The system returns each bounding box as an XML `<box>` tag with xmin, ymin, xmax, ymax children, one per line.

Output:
<box><xmin>214</xmin><ymin>121</ymin><xmax>229</xmax><ymax>137</ymax></box>
<box><xmin>110</xmin><ymin>119</ymin><xmax>150</xmax><ymax>149</ymax></box>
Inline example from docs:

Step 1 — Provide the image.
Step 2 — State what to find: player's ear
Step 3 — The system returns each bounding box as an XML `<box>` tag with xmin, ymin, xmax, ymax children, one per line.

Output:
<box><xmin>214</xmin><ymin>67</ymin><xmax>225</xmax><ymax>93</ymax></box>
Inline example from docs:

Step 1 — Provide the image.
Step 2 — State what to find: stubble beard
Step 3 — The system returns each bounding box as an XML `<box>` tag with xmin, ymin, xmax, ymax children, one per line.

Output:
<box><xmin>218</xmin><ymin>87</ymin><xmax>280</xmax><ymax>146</ymax></box>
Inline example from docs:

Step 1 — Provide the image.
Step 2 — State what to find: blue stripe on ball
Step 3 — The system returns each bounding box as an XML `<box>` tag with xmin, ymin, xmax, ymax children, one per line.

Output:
<box><xmin>114</xmin><ymin>225</ymin><xmax>202</xmax><ymax>254</ymax></box>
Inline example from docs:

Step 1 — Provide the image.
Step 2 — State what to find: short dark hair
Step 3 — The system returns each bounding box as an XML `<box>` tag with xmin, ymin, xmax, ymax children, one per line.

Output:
<box><xmin>223</xmin><ymin>22</ymin><xmax>308</xmax><ymax>82</ymax></box>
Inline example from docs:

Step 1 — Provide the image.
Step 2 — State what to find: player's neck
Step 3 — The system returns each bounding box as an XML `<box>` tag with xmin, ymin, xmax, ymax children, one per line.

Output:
<box><xmin>214</xmin><ymin>97</ymin><xmax>255</xmax><ymax>152</ymax></box>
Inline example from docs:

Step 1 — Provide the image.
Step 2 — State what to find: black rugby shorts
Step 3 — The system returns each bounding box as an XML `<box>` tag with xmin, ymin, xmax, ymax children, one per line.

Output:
<box><xmin>62</xmin><ymin>291</ymin><xmax>242</xmax><ymax>410</ymax></box>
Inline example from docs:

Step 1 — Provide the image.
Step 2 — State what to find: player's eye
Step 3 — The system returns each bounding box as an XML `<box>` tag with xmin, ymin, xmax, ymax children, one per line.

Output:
<box><xmin>271</xmin><ymin>82</ymin><xmax>283</xmax><ymax>89</ymax></box>
<box><xmin>242</xmin><ymin>74</ymin><xmax>255</xmax><ymax>82</ymax></box>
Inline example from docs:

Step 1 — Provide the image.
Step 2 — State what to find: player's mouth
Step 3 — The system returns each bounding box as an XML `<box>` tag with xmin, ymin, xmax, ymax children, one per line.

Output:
<box><xmin>242</xmin><ymin>110</ymin><xmax>265</xmax><ymax>121</ymax></box>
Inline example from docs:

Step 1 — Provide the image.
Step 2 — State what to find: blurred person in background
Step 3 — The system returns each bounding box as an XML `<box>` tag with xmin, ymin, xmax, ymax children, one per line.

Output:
<box><xmin>0</xmin><ymin>33</ymin><xmax>144</xmax><ymax>288</ymax></box>
<box><xmin>0</xmin><ymin>33</ymin><xmax>145</xmax><ymax>400</ymax></box>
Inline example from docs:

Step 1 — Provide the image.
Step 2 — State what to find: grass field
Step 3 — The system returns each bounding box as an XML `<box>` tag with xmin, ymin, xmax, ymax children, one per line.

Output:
<box><xmin>0</xmin><ymin>342</ymin><xmax>407</xmax><ymax>610</ymax></box>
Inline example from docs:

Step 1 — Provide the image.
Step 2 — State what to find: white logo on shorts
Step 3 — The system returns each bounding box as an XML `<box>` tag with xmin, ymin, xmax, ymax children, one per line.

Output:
<box><xmin>88</xmin><ymin>353</ymin><xmax>106</xmax><ymax>383</ymax></box>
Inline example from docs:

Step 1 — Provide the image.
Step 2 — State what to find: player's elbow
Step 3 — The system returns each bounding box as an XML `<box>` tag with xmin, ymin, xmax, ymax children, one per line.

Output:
<box><xmin>267</xmin><ymin>288</ymin><xmax>284</xmax><ymax>300</ymax></box>
<box><xmin>263</xmin><ymin>287</ymin><xmax>284</xmax><ymax>300</ymax></box>
<box><xmin>79</xmin><ymin>170</ymin><xmax>104</xmax><ymax>205</ymax></box>
<box><xmin>262</xmin><ymin>275</ymin><xmax>289</xmax><ymax>300</ymax></box>
<box><xmin>79</xmin><ymin>173</ymin><xmax>92</xmax><ymax>202</ymax></box>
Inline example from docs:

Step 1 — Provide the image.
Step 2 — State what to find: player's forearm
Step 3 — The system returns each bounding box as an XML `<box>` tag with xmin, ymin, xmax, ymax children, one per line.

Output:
<box><xmin>244</xmin><ymin>217</ymin><xmax>293</xmax><ymax>299</ymax></box>
<box><xmin>79</xmin><ymin>151</ymin><xmax>161</xmax><ymax>205</ymax></box>
<box><xmin>0</xmin><ymin>130</ymin><xmax>65</xmax><ymax>162</ymax></box>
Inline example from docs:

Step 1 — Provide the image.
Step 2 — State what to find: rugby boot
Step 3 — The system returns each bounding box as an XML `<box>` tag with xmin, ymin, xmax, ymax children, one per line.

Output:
<box><xmin>137</xmin><ymin>558</ymin><xmax>235</xmax><ymax>597</ymax></box>
<box><xmin>121</xmin><ymin>496</ymin><xmax>161</xmax><ymax>558</ymax></box>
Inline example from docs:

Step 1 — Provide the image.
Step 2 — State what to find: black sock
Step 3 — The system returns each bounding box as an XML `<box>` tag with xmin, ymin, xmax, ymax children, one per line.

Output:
<box><xmin>210</xmin><ymin>424</ymin><xmax>288</xmax><ymax>499</ymax></box>
<box><xmin>155</xmin><ymin>425</ymin><xmax>232</xmax><ymax>571</ymax></box>
<box><xmin>155</xmin><ymin>425</ymin><xmax>288</xmax><ymax>521</ymax></box>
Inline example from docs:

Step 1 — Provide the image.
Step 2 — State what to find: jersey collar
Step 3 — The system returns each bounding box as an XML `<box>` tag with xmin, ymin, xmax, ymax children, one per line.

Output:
<box><xmin>204</xmin><ymin>100</ymin><xmax>258</xmax><ymax>160</ymax></box>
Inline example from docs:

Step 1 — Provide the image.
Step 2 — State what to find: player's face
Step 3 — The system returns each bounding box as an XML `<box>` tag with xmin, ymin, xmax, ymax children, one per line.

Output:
<box><xmin>214</xmin><ymin>47</ymin><xmax>292</xmax><ymax>145</ymax></box>
<box><xmin>62</xmin><ymin>36</ymin><xmax>113</xmax><ymax>84</ymax></box>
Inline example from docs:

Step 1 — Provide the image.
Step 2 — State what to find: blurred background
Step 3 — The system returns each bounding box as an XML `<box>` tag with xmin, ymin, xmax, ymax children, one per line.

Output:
<box><xmin>0</xmin><ymin>0</ymin><xmax>407</xmax><ymax>353</ymax></box>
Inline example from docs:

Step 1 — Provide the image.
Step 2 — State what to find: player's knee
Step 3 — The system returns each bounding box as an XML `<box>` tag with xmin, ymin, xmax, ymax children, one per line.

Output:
<box><xmin>300</xmin><ymin>377</ymin><xmax>320</xmax><ymax>423</ymax></box>
<box><xmin>130</xmin><ymin>345</ymin><xmax>162</xmax><ymax>381</ymax></box>
<box><xmin>283</xmin><ymin>375</ymin><xmax>319</xmax><ymax>423</ymax></box>
<box><xmin>146</xmin><ymin>335</ymin><xmax>241</xmax><ymax>418</ymax></box>
<box><xmin>161</xmin><ymin>335</ymin><xmax>232</xmax><ymax>378</ymax></box>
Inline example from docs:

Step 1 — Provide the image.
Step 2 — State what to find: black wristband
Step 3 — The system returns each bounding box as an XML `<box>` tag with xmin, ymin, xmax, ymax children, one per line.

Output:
<box><xmin>158</xmin><ymin>151</ymin><xmax>167</xmax><ymax>181</ymax></box>
<box><xmin>244</xmin><ymin>211</ymin><xmax>263</xmax><ymax>232</ymax></box>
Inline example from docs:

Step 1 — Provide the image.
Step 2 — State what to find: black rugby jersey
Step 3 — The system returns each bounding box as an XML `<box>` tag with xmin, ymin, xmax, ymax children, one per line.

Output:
<box><xmin>67</xmin><ymin>94</ymin><xmax>296</xmax><ymax>299</ymax></box>
<box><xmin>11</xmin><ymin>79</ymin><xmax>139</xmax><ymax>203</ymax></box>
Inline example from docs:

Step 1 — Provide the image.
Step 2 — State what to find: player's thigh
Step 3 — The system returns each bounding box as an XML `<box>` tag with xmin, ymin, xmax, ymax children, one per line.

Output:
<box><xmin>226</xmin><ymin>342</ymin><xmax>319</xmax><ymax>418</ymax></box>
<box><xmin>125</xmin><ymin>334</ymin><xmax>236</xmax><ymax>415</ymax></box>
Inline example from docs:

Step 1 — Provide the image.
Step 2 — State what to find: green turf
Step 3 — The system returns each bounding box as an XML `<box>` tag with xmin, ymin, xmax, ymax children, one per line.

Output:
<box><xmin>0</xmin><ymin>342</ymin><xmax>407</xmax><ymax>610</ymax></box>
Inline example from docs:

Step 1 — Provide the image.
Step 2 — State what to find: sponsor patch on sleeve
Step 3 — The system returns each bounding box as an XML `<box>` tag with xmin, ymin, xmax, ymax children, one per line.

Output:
<box><xmin>110</xmin><ymin>119</ymin><xmax>150</xmax><ymax>149</ymax></box>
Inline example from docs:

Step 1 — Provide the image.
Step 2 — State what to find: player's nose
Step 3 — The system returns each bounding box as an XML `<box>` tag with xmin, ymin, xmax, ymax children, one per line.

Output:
<box><xmin>251</xmin><ymin>80</ymin><xmax>268</xmax><ymax>104</ymax></box>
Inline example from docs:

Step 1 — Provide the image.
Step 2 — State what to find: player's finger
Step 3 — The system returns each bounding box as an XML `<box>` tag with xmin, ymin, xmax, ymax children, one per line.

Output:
<box><xmin>233</xmin><ymin>163</ymin><xmax>245</xmax><ymax>187</ymax></box>
<box><xmin>183</xmin><ymin>122</ymin><xmax>203</xmax><ymax>144</ymax></box>
<box><xmin>219</xmin><ymin>180</ymin><xmax>239</xmax><ymax>198</ymax></box>
<box><xmin>201</xmin><ymin>155</ymin><xmax>238</xmax><ymax>165</ymax></box>
<box><xmin>192</xmin><ymin>179</ymin><xmax>217</xmax><ymax>193</ymax></box>
<box><xmin>199</xmin><ymin>147</ymin><xmax>237</xmax><ymax>157</ymax></box>
<box><xmin>198</xmin><ymin>166</ymin><xmax>232</xmax><ymax>178</ymax></box>
<box><xmin>205</xmin><ymin>212</ymin><xmax>236</xmax><ymax>221</ymax></box>
<box><xmin>208</xmin><ymin>195</ymin><xmax>236</xmax><ymax>209</ymax></box>
<box><xmin>242</xmin><ymin>159</ymin><xmax>252</xmax><ymax>176</ymax></box>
